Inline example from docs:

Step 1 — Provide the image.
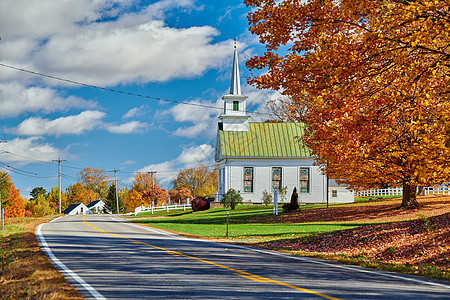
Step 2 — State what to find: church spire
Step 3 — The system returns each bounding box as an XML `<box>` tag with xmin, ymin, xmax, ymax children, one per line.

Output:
<box><xmin>229</xmin><ymin>45</ymin><xmax>241</xmax><ymax>95</ymax></box>
<box><xmin>218</xmin><ymin>41</ymin><xmax>250</xmax><ymax>132</ymax></box>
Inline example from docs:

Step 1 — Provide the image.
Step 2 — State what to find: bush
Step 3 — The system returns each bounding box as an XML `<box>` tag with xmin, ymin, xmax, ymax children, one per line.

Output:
<box><xmin>261</xmin><ymin>190</ymin><xmax>272</xmax><ymax>206</ymax></box>
<box><xmin>24</xmin><ymin>210</ymin><xmax>32</xmax><ymax>217</ymax></box>
<box><xmin>283</xmin><ymin>187</ymin><xmax>299</xmax><ymax>212</ymax></box>
<box><xmin>192</xmin><ymin>197</ymin><xmax>210</xmax><ymax>212</ymax></box>
<box><xmin>221</xmin><ymin>189</ymin><xmax>243</xmax><ymax>210</ymax></box>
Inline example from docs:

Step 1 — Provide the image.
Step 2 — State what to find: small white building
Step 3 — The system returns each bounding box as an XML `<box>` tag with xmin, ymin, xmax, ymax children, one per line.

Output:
<box><xmin>87</xmin><ymin>200</ymin><xmax>108</xmax><ymax>213</ymax></box>
<box><xmin>62</xmin><ymin>203</ymin><xmax>92</xmax><ymax>215</ymax></box>
<box><xmin>215</xmin><ymin>48</ymin><xmax>354</xmax><ymax>204</ymax></box>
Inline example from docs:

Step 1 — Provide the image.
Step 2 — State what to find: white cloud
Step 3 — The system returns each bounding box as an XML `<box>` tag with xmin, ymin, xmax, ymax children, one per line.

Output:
<box><xmin>123</xmin><ymin>105</ymin><xmax>149</xmax><ymax>119</ymax></box>
<box><xmin>105</xmin><ymin>121</ymin><xmax>147</xmax><ymax>134</ymax></box>
<box><xmin>0</xmin><ymin>0</ymin><xmax>234</xmax><ymax>86</ymax></box>
<box><xmin>166</xmin><ymin>85</ymin><xmax>278</xmax><ymax>139</ymax></box>
<box><xmin>0</xmin><ymin>137</ymin><xmax>65</xmax><ymax>163</ymax></box>
<box><xmin>0</xmin><ymin>82</ymin><xmax>97</xmax><ymax>117</ymax></box>
<box><xmin>174</xmin><ymin>144</ymin><xmax>214</xmax><ymax>167</ymax></box>
<box><xmin>137</xmin><ymin>144</ymin><xmax>214</xmax><ymax>186</ymax></box>
<box><xmin>12</xmin><ymin>110</ymin><xmax>106</xmax><ymax>136</ymax></box>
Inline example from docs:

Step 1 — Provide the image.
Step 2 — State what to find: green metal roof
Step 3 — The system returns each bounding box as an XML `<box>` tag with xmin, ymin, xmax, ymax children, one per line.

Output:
<box><xmin>216</xmin><ymin>122</ymin><xmax>312</xmax><ymax>159</ymax></box>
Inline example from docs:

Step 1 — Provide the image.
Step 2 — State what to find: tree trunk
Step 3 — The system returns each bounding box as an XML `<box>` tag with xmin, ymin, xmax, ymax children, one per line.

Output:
<box><xmin>401</xmin><ymin>181</ymin><xmax>420</xmax><ymax>208</ymax></box>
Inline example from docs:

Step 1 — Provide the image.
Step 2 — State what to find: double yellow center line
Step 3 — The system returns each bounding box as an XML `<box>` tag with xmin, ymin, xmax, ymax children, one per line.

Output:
<box><xmin>83</xmin><ymin>216</ymin><xmax>340</xmax><ymax>300</ymax></box>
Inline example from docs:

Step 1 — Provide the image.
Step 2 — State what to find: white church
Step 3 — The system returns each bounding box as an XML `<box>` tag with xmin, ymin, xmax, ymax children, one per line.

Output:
<box><xmin>215</xmin><ymin>48</ymin><xmax>354</xmax><ymax>204</ymax></box>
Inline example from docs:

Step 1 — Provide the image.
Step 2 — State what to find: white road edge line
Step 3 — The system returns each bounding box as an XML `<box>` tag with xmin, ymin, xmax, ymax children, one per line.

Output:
<box><xmin>36</xmin><ymin>217</ymin><xmax>106</xmax><ymax>300</ymax></box>
<box><xmin>111</xmin><ymin>215</ymin><xmax>450</xmax><ymax>290</ymax></box>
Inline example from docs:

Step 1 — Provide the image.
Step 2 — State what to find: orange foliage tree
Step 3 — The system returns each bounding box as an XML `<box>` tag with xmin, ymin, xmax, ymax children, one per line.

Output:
<box><xmin>65</xmin><ymin>183</ymin><xmax>95</xmax><ymax>207</ymax></box>
<box><xmin>245</xmin><ymin>0</ymin><xmax>450</xmax><ymax>208</ymax></box>
<box><xmin>122</xmin><ymin>172</ymin><xmax>158</xmax><ymax>212</ymax></box>
<box><xmin>0</xmin><ymin>172</ymin><xmax>24</xmax><ymax>218</ymax></box>
<box><xmin>172</xmin><ymin>165</ymin><xmax>218</xmax><ymax>198</ymax></box>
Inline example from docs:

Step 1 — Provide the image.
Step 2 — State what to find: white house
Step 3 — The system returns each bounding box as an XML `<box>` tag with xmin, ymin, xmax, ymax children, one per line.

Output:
<box><xmin>215</xmin><ymin>48</ymin><xmax>354</xmax><ymax>204</ymax></box>
<box><xmin>62</xmin><ymin>203</ymin><xmax>92</xmax><ymax>215</ymax></box>
<box><xmin>87</xmin><ymin>200</ymin><xmax>108</xmax><ymax>214</ymax></box>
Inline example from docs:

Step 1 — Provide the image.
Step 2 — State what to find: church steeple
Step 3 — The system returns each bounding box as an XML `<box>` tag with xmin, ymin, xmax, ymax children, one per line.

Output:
<box><xmin>229</xmin><ymin>47</ymin><xmax>241</xmax><ymax>95</ymax></box>
<box><xmin>219</xmin><ymin>43</ymin><xmax>250</xmax><ymax>132</ymax></box>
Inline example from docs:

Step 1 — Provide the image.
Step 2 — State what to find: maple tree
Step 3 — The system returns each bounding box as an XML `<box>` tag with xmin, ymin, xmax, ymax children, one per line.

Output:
<box><xmin>245</xmin><ymin>0</ymin><xmax>450</xmax><ymax>208</ymax></box>
<box><xmin>0</xmin><ymin>172</ymin><xmax>24</xmax><ymax>218</ymax></box>
<box><xmin>172</xmin><ymin>165</ymin><xmax>218</xmax><ymax>198</ymax></box>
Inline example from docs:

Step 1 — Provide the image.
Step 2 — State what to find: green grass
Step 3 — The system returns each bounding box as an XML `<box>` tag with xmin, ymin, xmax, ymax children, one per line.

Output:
<box><xmin>132</xmin><ymin>205</ymin><xmax>360</xmax><ymax>240</ymax></box>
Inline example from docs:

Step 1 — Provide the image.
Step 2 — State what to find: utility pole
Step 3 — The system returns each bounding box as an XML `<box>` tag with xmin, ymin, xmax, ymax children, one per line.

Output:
<box><xmin>147</xmin><ymin>171</ymin><xmax>157</xmax><ymax>189</ymax></box>
<box><xmin>52</xmin><ymin>158</ymin><xmax>66</xmax><ymax>214</ymax></box>
<box><xmin>0</xmin><ymin>141</ymin><xmax>6</xmax><ymax>228</ymax></box>
<box><xmin>111</xmin><ymin>169</ymin><xmax>120</xmax><ymax>214</ymax></box>
<box><xmin>146</xmin><ymin>171</ymin><xmax>157</xmax><ymax>207</ymax></box>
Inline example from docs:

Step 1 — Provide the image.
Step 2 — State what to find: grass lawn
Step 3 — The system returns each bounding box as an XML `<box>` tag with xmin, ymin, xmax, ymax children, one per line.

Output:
<box><xmin>133</xmin><ymin>205</ymin><xmax>361</xmax><ymax>240</ymax></box>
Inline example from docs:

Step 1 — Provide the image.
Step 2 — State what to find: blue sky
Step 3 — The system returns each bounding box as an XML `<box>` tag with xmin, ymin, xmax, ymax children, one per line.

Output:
<box><xmin>0</xmin><ymin>0</ymin><xmax>278</xmax><ymax>197</ymax></box>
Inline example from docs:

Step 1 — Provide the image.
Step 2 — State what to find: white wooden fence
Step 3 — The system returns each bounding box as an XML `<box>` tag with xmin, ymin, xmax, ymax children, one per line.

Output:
<box><xmin>134</xmin><ymin>203</ymin><xmax>190</xmax><ymax>215</ymax></box>
<box><xmin>354</xmin><ymin>187</ymin><xmax>403</xmax><ymax>197</ymax></box>
<box><xmin>355</xmin><ymin>186</ymin><xmax>450</xmax><ymax>197</ymax></box>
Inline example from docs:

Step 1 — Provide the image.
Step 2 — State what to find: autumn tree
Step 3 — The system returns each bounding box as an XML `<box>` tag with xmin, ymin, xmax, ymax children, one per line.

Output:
<box><xmin>245</xmin><ymin>0</ymin><xmax>450</xmax><ymax>208</ymax></box>
<box><xmin>44</xmin><ymin>187</ymin><xmax>62</xmax><ymax>214</ymax></box>
<box><xmin>142</xmin><ymin>187</ymin><xmax>169</xmax><ymax>207</ymax></box>
<box><xmin>168</xmin><ymin>187</ymin><xmax>192</xmax><ymax>204</ymax></box>
<box><xmin>123</xmin><ymin>188</ymin><xmax>144</xmax><ymax>212</ymax></box>
<box><xmin>0</xmin><ymin>172</ymin><xmax>24</xmax><ymax>218</ymax></box>
<box><xmin>121</xmin><ymin>172</ymin><xmax>158</xmax><ymax>212</ymax></box>
<box><xmin>132</xmin><ymin>172</ymin><xmax>156</xmax><ymax>193</ymax></box>
<box><xmin>172</xmin><ymin>165</ymin><xmax>218</xmax><ymax>198</ymax></box>
<box><xmin>79</xmin><ymin>167</ymin><xmax>108</xmax><ymax>200</ymax></box>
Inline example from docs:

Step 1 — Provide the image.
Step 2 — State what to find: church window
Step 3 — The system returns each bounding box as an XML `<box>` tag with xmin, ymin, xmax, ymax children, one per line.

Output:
<box><xmin>233</xmin><ymin>101</ymin><xmax>239</xmax><ymax>111</ymax></box>
<box><xmin>299</xmin><ymin>167</ymin><xmax>310</xmax><ymax>193</ymax></box>
<box><xmin>272</xmin><ymin>167</ymin><xmax>282</xmax><ymax>191</ymax></box>
<box><xmin>243</xmin><ymin>167</ymin><xmax>253</xmax><ymax>193</ymax></box>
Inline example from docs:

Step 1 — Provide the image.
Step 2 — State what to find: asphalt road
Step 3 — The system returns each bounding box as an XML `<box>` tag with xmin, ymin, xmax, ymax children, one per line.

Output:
<box><xmin>36</xmin><ymin>214</ymin><xmax>449</xmax><ymax>299</ymax></box>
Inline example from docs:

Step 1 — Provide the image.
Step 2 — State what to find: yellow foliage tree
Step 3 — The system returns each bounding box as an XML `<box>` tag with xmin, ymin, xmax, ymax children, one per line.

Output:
<box><xmin>79</xmin><ymin>167</ymin><xmax>108</xmax><ymax>200</ymax></box>
<box><xmin>172</xmin><ymin>165</ymin><xmax>217</xmax><ymax>198</ymax></box>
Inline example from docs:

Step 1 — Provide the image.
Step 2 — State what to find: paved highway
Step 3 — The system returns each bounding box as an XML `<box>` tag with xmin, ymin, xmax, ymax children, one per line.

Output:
<box><xmin>37</xmin><ymin>214</ymin><xmax>449</xmax><ymax>299</ymax></box>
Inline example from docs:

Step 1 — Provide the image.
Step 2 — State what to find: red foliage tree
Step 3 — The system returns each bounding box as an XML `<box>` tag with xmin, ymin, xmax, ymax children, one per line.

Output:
<box><xmin>168</xmin><ymin>187</ymin><xmax>192</xmax><ymax>204</ymax></box>
<box><xmin>142</xmin><ymin>187</ymin><xmax>169</xmax><ymax>206</ymax></box>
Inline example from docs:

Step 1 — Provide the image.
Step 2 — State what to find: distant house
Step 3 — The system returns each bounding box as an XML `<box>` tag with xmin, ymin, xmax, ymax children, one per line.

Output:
<box><xmin>215</xmin><ymin>48</ymin><xmax>354</xmax><ymax>204</ymax></box>
<box><xmin>62</xmin><ymin>203</ymin><xmax>92</xmax><ymax>215</ymax></box>
<box><xmin>87</xmin><ymin>200</ymin><xmax>108</xmax><ymax>213</ymax></box>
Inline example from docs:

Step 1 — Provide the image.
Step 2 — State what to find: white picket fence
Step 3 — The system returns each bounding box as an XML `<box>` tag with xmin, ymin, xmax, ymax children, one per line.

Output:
<box><xmin>355</xmin><ymin>187</ymin><xmax>403</xmax><ymax>197</ymax></box>
<box><xmin>134</xmin><ymin>203</ymin><xmax>190</xmax><ymax>215</ymax></box>
<box><xmin>355</xmin><ymin>186</ymin><xmax>450</xmax><ymax>197</ymax></box>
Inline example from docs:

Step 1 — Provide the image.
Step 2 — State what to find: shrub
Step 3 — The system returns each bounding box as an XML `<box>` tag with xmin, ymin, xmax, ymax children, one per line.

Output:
<box><xmin>192</xmin><ymin>197</ymin><xmax>210</xmax><ymax>212</ymax></box>
<box><xmin>283</xmin><ymin>187</ymin><xmax>299</xmax><ymax>212</ymax></box>
<box><xmin>261</xmin><ymin>190</ymin><xmax>272</xmax><ymax>206</ymax></box>
<box><xmin>24</xmin><ymin>210</ymin><xmax>32</xmax><ymax>217</ymax></box>
<box><xmin>221</xmin><ymin>189</ymin><xmax>243</xmax><ymax>210</ymax></box>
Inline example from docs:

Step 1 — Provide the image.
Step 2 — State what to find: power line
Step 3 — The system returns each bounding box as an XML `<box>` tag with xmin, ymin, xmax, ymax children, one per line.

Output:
<box><xmin>0</xmin><ymin>62</ymin><xmax>273</xmax><ymax>117</ymax></box>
